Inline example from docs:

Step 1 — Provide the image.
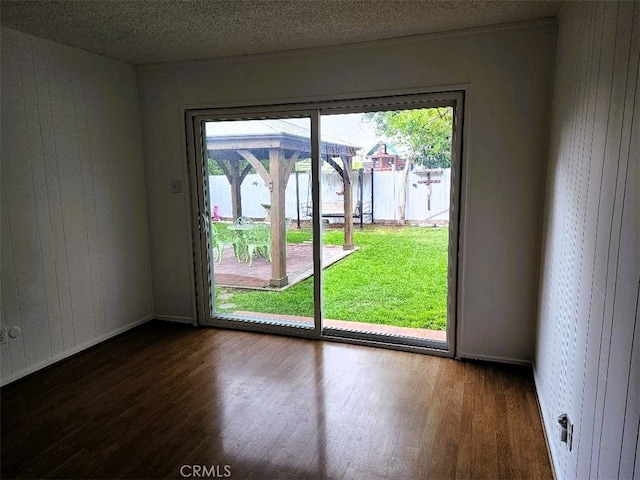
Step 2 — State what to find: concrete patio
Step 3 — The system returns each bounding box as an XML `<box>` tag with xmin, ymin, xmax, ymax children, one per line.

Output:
<box><xmin>213</xmin><ymin>242</ymin><xmax>356</xmax><ymax>290</ymax></box>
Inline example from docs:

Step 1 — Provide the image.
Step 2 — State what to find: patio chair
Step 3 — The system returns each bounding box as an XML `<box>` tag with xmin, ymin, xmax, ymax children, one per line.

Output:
<box><xmin>211</xmin><ymin>224</ymin><xmax>238</xmax><ymax>264</ymax></box>
<box><xmin>234</xmin><ymin>216</ymin><xmax>253</xmax><ymax>226</ymax></box>
<box><xmin>245</xmin><ymin>222</ymin><xmax>271</xmax><ymax>266</ymax></box>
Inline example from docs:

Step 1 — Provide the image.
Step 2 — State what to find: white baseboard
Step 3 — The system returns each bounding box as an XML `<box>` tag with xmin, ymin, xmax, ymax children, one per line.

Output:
<box><xmin>154</xmin><ymin>315</ymin><xmax>197</xmax><ymax>325</ymax></box>
<box><xmin>458</xmin><ymin>352</ymin><xmax>532</xmax><ymax>366</ymax></box>
<box><xmin>0</xmin><ymin>316</ymin><xmax>153</xmax><ymax>387</ymax></box>
<box><xmin>533</xmin><ymin>366</ymin><xmax>560</xmax><ymax>480</ymax></box>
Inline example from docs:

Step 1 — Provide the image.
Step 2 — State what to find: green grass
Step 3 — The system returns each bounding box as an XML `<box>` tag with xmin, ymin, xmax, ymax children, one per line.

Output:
<box><xmin>215</xmin><ymin>225</ymin><xmax>449</xmax><ymax>330</ymax></box>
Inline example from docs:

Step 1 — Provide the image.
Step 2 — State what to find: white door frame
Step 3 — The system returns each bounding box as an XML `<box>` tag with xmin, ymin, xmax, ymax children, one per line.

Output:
<box><xmin>185</xmin><ymin>90</ymin><xmax>465</xmax><ymax>357</ymax></box>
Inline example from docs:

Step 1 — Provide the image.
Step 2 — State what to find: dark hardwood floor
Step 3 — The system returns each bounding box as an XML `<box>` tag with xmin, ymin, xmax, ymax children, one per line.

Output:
<box><xmin>1</xmin><ymin>321</ymin><xmax>552</xmax><ymax>479</ymax></box>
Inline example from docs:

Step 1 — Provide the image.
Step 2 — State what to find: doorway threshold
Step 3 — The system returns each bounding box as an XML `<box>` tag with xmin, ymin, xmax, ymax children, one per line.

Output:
<box><xmin>232</xmin><ymin>311</ymin><xmax>446</xmax><ymax>341</ymax></box>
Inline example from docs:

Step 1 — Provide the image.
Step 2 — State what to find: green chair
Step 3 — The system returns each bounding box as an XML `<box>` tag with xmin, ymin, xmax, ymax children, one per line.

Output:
<box><xmin>211</xmin><ymin>224</ymin><xmax>238</xmax><ymax>264</ymax></box>
<box><xmin>245</xmin><ymin>222</ymin><xmax>271</xmax><ymax>266</ymax></box>
<box><xmin>234</xmin><ymin>216</ymin><xmax>253</xmax><ymax>226</ymax></box>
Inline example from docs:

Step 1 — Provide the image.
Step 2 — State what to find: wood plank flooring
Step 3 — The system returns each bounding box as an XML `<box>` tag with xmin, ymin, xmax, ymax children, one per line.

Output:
<box><xmin>1</xmin><ymin>321</ymin><xmax>552</xmax><ymax>479</ymax></box>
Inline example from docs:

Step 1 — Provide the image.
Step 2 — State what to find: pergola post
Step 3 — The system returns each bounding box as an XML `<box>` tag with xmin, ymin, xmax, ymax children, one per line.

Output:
<box><xmin>230</xmin><ymin>176</ymin><xmax>242</xmax><ymax>220</ymax></box>
<box><xmin>237</xmin><ymin>148</ymin><xmax>300</xmax><ymax>287</ymax></box>
<box><xmin>212</xmin><ymin>157</ymin><xmax>252</xmax><ymax>221</ymax></box>
<box><xmin>269</xmin><ymin>148</ymin><xmax>288</xmax><ymax>287</ymax></box>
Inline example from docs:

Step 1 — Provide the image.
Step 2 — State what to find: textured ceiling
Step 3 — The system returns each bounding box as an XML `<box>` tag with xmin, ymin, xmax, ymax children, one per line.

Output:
<box><xmin>0</xmin><ymin>0</ymin><xmax>563</xmax><ymax>64</ymax></box>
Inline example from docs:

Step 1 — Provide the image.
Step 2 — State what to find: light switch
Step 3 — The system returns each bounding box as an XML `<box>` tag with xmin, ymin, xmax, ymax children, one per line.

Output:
<box><xmin>171</xmin><ymin>180</ymin><xmax>183</xmax><ymax>193</ymax></box>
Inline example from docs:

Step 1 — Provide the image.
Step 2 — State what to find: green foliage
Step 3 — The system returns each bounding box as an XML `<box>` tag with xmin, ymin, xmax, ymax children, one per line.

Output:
<box><xmin>207</xmin><ymin>158</ymin><xmax>225</xmax><ymax>175</ymax></box>
<box><xmin>215</xmin><ymin>226</ymin><xmax>449</xmax><ymax>330</ymax></box>
<box><xmin>365</xmin><ymin>107</ymin><xmax>453</xmax><ymax>168</ymax></box>
<box><xmin>208</xmin><ymin>157</ymin><xmax>272</xmax><ymax>177</ymax></box>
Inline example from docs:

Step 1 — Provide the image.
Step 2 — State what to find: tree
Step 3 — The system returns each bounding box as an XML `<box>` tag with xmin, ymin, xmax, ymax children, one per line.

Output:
<box><xmin>365</xmin><ymin>107</ymin><xmax>453</xmax><ymax>168</ymax></box>
<box><xmin>208</xmin><ymin>157</ymin><xmax>269</xmax><ymax>176</ymax></box>
<box><xmin>208</xmin><ymin>158</ymin><xmax>225</xmax><ymax>175</ymax></box>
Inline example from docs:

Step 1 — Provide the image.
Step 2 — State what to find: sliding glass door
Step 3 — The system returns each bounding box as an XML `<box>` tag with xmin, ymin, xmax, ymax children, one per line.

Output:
<box><xmin>319</xmin><ymin>107</ymin><xmax>454</xmax><ymax>346</ymax></box>
<box><xmin>193</xmin><ymin>114</ymin><xmax>319</xmax><ymax>334</ymax></box>
<box><xmin>187</xmin><ymin>92</ymin><xmax>463</xmax><ymax>355</ymax></box>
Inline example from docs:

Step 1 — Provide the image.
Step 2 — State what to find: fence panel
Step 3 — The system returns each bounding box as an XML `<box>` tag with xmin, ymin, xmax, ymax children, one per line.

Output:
<box><xmin>209</xmin><ymin>168</ymin><xmax>450</xmax><ymax>223</ymax></box>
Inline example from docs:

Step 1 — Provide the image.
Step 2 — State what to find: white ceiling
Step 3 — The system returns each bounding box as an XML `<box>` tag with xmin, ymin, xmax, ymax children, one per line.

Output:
<box><xmin>0</xmin><ymin>0</ymin><xmax>563</xmax><ymax>64</ymax></box>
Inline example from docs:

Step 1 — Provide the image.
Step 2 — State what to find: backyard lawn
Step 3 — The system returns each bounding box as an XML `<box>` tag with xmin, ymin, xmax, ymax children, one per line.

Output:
<box><xmin>215</xmin><ymin>225</ymin><xmax>449</xmax><ymax>330</ymax></box>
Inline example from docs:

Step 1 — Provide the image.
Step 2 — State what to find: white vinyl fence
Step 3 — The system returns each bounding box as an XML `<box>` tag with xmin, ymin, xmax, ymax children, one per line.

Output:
<box><xmin>209</xmin><ymin>168</ymin><xmax>450</xmax><ymax>223</ymax></box>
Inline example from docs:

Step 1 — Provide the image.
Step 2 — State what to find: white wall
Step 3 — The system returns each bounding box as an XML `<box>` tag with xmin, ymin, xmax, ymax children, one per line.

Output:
<box><xmin>534</xmin><ymin>2</ymin><xmax>639</xmax><ymax>479</ymax></box>
<box><xmin>137</xmin><ymin>20</ymin><xmax>556</xmax><ymax>363</ymax></box>
<box><xmin>0</xmin><ymin>28</ymin><xmax>153</xmax><ymax>385</ymax></box>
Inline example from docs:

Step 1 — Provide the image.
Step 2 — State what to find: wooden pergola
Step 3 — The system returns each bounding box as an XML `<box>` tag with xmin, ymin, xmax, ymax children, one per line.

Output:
<box><xmin>207</xmin><ymin>120</ymin><xmax>357</xmax><ymax>287</ymax></box>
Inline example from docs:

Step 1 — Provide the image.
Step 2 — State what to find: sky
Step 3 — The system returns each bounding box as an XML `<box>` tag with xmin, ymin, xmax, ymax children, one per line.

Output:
<box><xmin>320</xmin><ymin>113</ymin><xmax>380</xmax><ymax>151</ymax></box>
<box><xmin>281</xmin><ymin>114</ymin><xmax>382</xmax><ymax>152</ymax></box>
<box><xmin>206</xmin><ymin>113</ymin><xmax>384</xmax><ymax>153</ymax></box>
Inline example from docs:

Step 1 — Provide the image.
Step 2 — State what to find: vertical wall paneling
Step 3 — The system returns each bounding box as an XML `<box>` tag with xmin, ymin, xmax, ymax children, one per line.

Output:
<box><xmin>69</xmin><ymin>54</ymin><xmax>99</xmax><ymax>345</ymax></box>
<box><xmin>564</xmin><ymin>4</ymin><xmax>603</xmax><ymax>479</ymax></box>
<box><xmin>49</xmin><ymin>43</ymin><xmax>88</xmax><ymax>349</ymax></box>
<box><xmin>592</xmin><ymin>2</ymin><xmax>637</xmax><ymax>477</ymax></box>
<box><xmin>29</xmin><ymin>36</ymin><xmax>66</xmax><ymax>357</ymax></box>
<box><xmin>84</xmin><ymin>74</ymin><xmax>110</xmax><ymax>339</ymax></box>
<box><xmin>0</xmin><ymin>28</ymin><xmax>153</xmax><ymax>385</ymax></box>
<box><xmin>88</xmin><ymin>57</ymin><xmax>124</xmax><ymax>334</ymax></box>
<box><xmin>596</xmin><ymin>2</ymin><xmax>639</xmax><ymax>477</ymax></box>
<box><xmin>0</xmin><ymin>187</ymin><xmax>27</xmax><ymax>374</ymax></box>
<box><xmin>75</xmin><ymin>58</ymin><xmax>105</xmax><ymax>341</ymax></box>
<box><xmin>534</xmin><ymin>2</ymin><xmax>639</xmax><ymax>479</ymax></box>
<box><xmin>88</xmin><ymin>59</ymin><xmax>122</xmax><ymax>337</ymax></box>
<box><xmin>617</xmin><ymin>73</ymin><xmax>639</xmax><ymax>480</ymax></box>
<box><xmin>574</xmin><ymin>4</ymin><xmax>618</xmax><ymax>479</ymax></box>
<box><xmin>2</xmin><ymin>32</ymin><xmax>52</xmax><ymax>367</ymax></box>
<box><xmin>589</xmin><ymin>4</ymin><xmax>634</xmax><ymax>473</ymax></box>
<box><xmin>17</xmin><ymin>37</ymin><xmax>55</xmax><ymax>360</ymax></box>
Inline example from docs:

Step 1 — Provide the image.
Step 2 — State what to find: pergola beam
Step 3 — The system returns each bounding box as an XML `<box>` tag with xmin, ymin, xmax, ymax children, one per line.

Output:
<box><xmin>237</xmin><ymin>149</ymin><xmax>271</xmax><ymax>190</ymax></box>
<box><xmin>283</xmin><ymin>151</ymin><xmax>300</xmax><ymax>183</ymax></box>
<box><xmin>324</xmin><ymin>155</ymin><xmax>354</xmax><ymax>250</ymax></box>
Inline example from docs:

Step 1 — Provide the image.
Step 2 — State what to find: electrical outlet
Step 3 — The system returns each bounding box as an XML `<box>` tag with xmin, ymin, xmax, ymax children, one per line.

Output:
<box><xmin>0</xmin><ymin>326</ymin><xmax>7</xmax><ymax>345</ymax></box>
<box><xmin>567</xmin><ymin>420</ymin><xmax>574</xmax><ymax>451</ymax></box>
<box><xmin>558</xmin><ymin>413</ymin><xmax>573</xmax><ymax>451</ymax></box>
<box><xmin>171</xmin><ymin>180</ymin><xmax>183</xmax><ymax>193</ymax></box>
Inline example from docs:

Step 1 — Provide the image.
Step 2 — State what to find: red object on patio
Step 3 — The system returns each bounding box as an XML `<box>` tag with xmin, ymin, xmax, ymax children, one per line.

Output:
<box><xmin>212</xmin><ymin>205</ymin><xmax>222</xmax><ymax>221</ymax></box>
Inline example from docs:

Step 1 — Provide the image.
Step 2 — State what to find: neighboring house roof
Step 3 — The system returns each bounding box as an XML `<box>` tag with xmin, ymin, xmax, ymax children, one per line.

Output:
<box><xmin>366</xmin><ymin>141</ymin><xmax>400</xmax><ymax>157</ymax></box>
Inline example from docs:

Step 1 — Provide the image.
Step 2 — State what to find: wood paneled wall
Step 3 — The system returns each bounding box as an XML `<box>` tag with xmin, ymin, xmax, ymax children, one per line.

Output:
<box><xmin>0</xmin><ymin>28</ymin><xmax>153</xmax><ymax>385</ymax></box>
<box><xmin>535</xmin><ymin>2</ymin><xmax>639</xmax><ymax>479</ymax></box>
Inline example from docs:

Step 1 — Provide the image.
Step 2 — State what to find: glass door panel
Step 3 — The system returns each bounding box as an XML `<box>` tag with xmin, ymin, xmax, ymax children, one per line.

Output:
<box><xmin>319</xmin><ymin>108</ymin><xmax>454</xmax><ymax>346</ymax></box>
<box><xmin>205</xmin><ymin>117</ymin><xmax>315</xmax><ymax>329</ymax></box>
